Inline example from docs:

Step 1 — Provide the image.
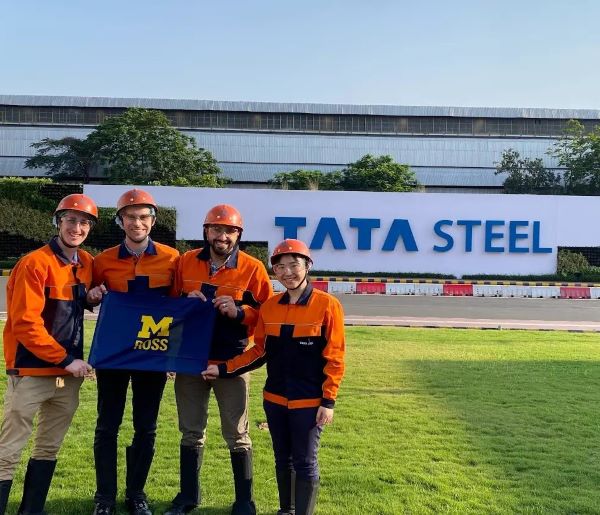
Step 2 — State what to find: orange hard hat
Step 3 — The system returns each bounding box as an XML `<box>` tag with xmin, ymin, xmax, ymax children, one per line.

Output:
<box><xmin>55</xmin><ymin>193</ymin><xmax>98</xmax><ymax>220</ymax></box>
<box><xmin>116</xmin><ymin>188</ymin><xmax>157</xmax><ymax>214</ymax></box>
<box><xmin>270</xmin><ymin>239</ymin><xmax>312</xmax><ymax>265</ymax></box>
<box><xmin>204</xmin><ymin>204</ymin><xmax>243</xmax><ymax>229</ymax></box>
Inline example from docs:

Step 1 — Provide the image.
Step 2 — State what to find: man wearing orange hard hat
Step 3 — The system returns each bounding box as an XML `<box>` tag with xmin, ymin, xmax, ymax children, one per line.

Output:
<box><xmin>91</xmin><ymin>188</ymin><xmax>179</xmax><ymax>515</ymax></box>
<box><xmin>165</xmin><ymin>204</ymin><xmax>273</xmax><ymax>515</ymax></box>
<box><xmin>0</xmin><ymin>193</ymin><xmax>103</xmax><ymax>515</ymax></box>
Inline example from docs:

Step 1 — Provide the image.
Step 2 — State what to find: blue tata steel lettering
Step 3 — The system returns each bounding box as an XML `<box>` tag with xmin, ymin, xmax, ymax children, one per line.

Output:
<box><xmin>275</xmin><ymin>217</ymin><xmax>551</xmax><ymax>254</ymax></box>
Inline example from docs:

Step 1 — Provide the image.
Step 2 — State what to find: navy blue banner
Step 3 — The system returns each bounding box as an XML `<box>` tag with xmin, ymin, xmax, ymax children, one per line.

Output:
<box><xmin>89</xmin><ymin>292</ymin><xmax>216</xmax><ymax>374</ymax></box>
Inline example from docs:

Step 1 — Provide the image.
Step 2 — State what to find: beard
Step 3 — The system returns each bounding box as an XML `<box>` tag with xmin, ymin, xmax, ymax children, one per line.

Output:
<box><xmin>210</xmin><ymin>239</ymin><xmax>233</xmax><ymax>257</ymax></box>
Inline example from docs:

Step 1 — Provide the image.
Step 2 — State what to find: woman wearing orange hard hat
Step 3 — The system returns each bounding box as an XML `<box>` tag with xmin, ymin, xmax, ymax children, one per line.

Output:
<box><xmin>203</xmin><ymin>239</ymin><xmax>346</xmax><ymax>515</ymax></box>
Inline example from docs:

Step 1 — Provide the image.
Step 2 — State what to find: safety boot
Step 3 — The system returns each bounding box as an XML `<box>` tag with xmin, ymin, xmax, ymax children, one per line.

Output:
<box><xmin>164</xmin><ymin>445</ymin><xmax>203</xmax><ymax>515</ymax></box>
<box><xmin>17</xmin><ymin>458</ymin><xmax>57</xmax><ymax>515</ymax></box>
<box><xmin>294</xmin><ymin>478</ymin><xmax>319</xmax><ymax>515</ymax></box>
<box><xmin>276</xmin><ymin>467</ymin><xmax>295</xmax><ymax>514</ymax></box>
<box><xmin>230</xmin><ymin>449</ymin><xmax>256</xmax><ymax>515</ymax></box>
<box><xmin>0</xmin><ymin>480</ymin><xmax>12</xmax><ymax>515</ymax></box>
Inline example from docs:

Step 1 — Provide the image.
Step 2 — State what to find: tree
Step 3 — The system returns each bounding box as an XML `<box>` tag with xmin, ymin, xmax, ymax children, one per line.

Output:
<box><xmin>495</xmin><ymin>149</ymin><xmax>562</xmax><ymax>194</ymax></box>
<box><xmin>550</xmin><ymin>120</ymin><xmax>600</xmax><ymax>195</ymax></box>
<box><xmin>26</xmin><ymin>108</ymin><xmax>224</xmax><ymax>186</ymax></box>
<box><xmin>338</xmin><ymin>154</ymin><xmax>418</xmax><ymax>192</ymax></box>
<box><xmin>270</xmin><ymin>169</ymin><xmax>341</xmax><ymax>190</ymax></box>
<box><xmin>269</xmin><ymin>155</ymin><xmax>418</xmax><ymax>192</ymax></box>
<box><xmin>25</xmin><ymin>137</ymin><xmax>98</xmax><ymax>182</ymax></box>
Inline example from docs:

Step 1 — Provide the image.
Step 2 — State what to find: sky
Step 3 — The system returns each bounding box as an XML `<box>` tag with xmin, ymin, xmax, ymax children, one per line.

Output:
<box><xmin>2</xmin><ymin>0</ymin><xmax>599</xmax><ymax>110</ymax></box>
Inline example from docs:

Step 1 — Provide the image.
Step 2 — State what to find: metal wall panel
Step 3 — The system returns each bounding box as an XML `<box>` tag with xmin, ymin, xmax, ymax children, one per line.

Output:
<box><xmin>1</xmin><ymin>126</ymin><xmax>559</xmax><ymax>170</ymax></box>
<box><xmin>0</xmin><ymin>157</ymin><xmax>37</xmax><ymax>175</ymax></box>
<box><xmin>0</xmin><ymin>119</ymin><xmax>563</xmax><ymax>188</ymax></box>
<box><xmin>185</xmin><ymin>131</ymin><xmax>560</xmax><ymax>169</ymax></box>
<box><xmin>218</xmin><ymin>162</ymin><xmax>505</xmax><ymax>187</ymax></box>
<box><xmin>0</xmin><ymin>127</ymin><xmax>92</xmax><ymax>156</ymax></box>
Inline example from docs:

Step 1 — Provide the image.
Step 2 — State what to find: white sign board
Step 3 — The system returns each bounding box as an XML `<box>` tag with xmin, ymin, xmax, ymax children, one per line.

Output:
<box><xmin>84</xmin><ymin>186</ymin><xmax>600</xmax><ymax>277</ymax></box>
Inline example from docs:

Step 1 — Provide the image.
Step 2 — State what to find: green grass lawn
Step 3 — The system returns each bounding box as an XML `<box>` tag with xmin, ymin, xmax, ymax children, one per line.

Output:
<box><xmin>2</xmin><ymin>323</ymin><xmax>600</xmax><ymax>514</ymax></box>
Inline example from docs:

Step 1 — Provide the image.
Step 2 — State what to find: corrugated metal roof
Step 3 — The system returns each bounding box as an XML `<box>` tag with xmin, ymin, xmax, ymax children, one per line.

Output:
<box><xmin>2</xmin><ymin>95</ymin><xmax>599</xmax><ymax>120</ymax></box>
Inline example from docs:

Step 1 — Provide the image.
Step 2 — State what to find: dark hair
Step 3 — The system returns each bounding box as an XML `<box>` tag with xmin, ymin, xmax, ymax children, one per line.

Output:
<box><xmin>271</xmin><ymin>253</ymin><xmax>310</xmax><ymax>268</ymax></box>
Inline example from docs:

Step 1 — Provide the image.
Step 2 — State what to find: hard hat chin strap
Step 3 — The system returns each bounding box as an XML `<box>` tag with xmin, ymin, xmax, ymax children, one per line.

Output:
<box><xmin>58</xmin><ymin>234</ymin><xmax>78</xmax><ymax>249</ymax></box>
<box><xmin>288</xmin><ymin>269</ymin><xmax>310</xmax><ymax>291</ymax></box>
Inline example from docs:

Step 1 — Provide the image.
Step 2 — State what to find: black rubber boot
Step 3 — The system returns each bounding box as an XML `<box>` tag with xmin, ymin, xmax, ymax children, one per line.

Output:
<box><xmin>164</xmin><ymin>446</ymin><xmax>203</xmax><ymax>515</ymax></box>
<box><xmin>17</xmin><ymin>458</ymin><xmax>57</xmax><ymax>515</ymax></box>
<box><xmin>125</xmin><ymin>445</ymin><xmax>153</xmax><ymax>515</ymax></box>
<box><xmin>294</xmin><ymin>478</ymin><xmax>319</xmax><ymax>515</ymax></box>
<box><xmin>0</xmin><ymin>480</ymin><xmax>12</xmax><ymax>515</ymax></box>
<box><xmin>94</xmin><ymin>440</ymin><xmax>117</xmax><ymax>508</ymax></box>
<box><xmin>230</xmin><ymin>450</ymin><xmax>256</xmax><ymax>515</ymax></box>
<box><xmin>275</xmin><ymin>467</ymin><xmax>295</xmax><ymax>515</ymax></box>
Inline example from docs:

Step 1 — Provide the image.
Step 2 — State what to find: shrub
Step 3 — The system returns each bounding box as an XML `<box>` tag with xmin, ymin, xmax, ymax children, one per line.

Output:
<box><xmin>0</xmin><ymin>198</ymin><xmax>55</xmax><ymax>242</ymax></box>
<box><xmin>175</xmin><ymin>240</ymin><xmax>195</xmax><ymax>254</ymax></box>
<box><xmin>242</xmin><ymin>243</ymin><xmax>269</xmax><ymax>268</ymax></box>
<box><xmin>557</xmin><ymin>249</ymin><xmax>591</xmax><ymax>276</ymax></box>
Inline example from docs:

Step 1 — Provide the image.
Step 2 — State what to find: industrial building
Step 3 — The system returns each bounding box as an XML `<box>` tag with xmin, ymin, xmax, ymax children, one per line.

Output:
<box><xmin>2</xmin><ymin>95</ymin><xmax>600</xmax><ymax>192</ymax></box>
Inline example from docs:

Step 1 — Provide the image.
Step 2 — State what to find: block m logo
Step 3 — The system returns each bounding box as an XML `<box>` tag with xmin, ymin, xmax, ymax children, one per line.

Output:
<box><xmin>137</xmin><ymin>315</ymin><xmax>174</xmax><ymax>338</ymax></box>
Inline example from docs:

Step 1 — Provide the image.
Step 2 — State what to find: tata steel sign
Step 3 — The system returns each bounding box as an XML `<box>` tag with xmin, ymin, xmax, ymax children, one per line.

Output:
<box><xmin>85</xmin><ymin>186</ymin><xmax>600</xmax><ymax>277</ymax></box>
<box><xmin>274</xmin><ymin>217</ymin><xmax>551</xmax><ymax>254</ymax></box>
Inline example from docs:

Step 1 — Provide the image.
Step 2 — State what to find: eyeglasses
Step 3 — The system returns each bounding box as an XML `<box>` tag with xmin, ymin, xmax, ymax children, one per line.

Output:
<box><xmin>208</xmin><ymin>225</ymin><xmax>239</xmax><ymax>236</ymax></box>
<box><xmin>123</xmin><ymin>214</ymin><xmax>154</xmax><ymax>223</ymax></box>
<box><xmin>273</xmin><ymin>262</ymin><xmax>304</xmax><ymax>274</ymax></box>
<box><xmin>62</xmin><ymin>217</ymin><xmax>93</xmax><ymax>228</ymax></box>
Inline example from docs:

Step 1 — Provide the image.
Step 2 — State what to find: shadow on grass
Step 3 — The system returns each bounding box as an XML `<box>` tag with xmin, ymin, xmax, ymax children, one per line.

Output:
<box><xmin>38</xmin><ymin>499</ymin><xmax>240</xmax><ymax>514</ymax></box>
<box><xmin>407</xmin><ymin>358</ymin><xmax>600</xmax><ymax>513</ymax></box>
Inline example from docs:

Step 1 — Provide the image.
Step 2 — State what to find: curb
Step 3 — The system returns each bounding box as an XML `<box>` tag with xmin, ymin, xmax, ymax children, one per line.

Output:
<box><xmin>343</xmin><ymin>315</ymin><xmax>600</xmax><ymax>332</ymax></box>
<box><xmin>312</xmin><ymin>276</ymin><xmax>600</xmax><ymax>287</ymax></box>
<box><xmin>272</xmin><ymin>280</ymin><xmax>600</xmax><ymax>299</ymax></box>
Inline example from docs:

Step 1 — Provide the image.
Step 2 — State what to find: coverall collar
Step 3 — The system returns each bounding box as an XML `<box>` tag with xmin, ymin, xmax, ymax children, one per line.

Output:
<box><xmin>279</xmin><ymin>282</ymin><xmax>313</xmax><ymax>306</ymax></box>
<box><xmin>49</xmin><ymin>236</ymin><xmax>79</xmax><ymax>265</ymax></box>
<box><xmin>118</xmin><ymin>237</ymin><xmax>157</xmax><ymax>259</ymax></box>
<box><xmin>197</xmin><ymin>244</ymin><xmax>240</xmax><ymax>269</ymax></box>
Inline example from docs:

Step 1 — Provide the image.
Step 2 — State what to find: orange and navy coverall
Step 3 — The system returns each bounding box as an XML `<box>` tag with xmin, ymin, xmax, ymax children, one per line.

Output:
<box><xmin>3</xmin><ymin>236</ymin><xmax>93</xmax><ymax>376</ymax></box>
<box><xmin>0</xmin><ymin>237</ymin><xmax>93</xmax><ymax>479</ymax></box>
<box><xmin>218</xmin><ymin>282</ymin><xmax>346</xmax><ymax>480</ymax></box>
<box><xmin>174</xmin><ymin>245</ymin><xmax>273</xmax><ymax>363</ymax></box>
<box><xmin>91</xmin><ymin>238</ymin><xmax>179</xmax><ymax>506</ymax></box>
<box><xmin>173</xmin><ymin>245</ymin><xmax>273</xmax><ymax>451</ymax></box>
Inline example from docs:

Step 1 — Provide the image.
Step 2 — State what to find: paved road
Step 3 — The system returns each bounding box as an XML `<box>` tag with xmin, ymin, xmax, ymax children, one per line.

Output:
<box><xmin>337</xmin><ymin>295</ymin><xmax>600</xmax><ymax>331</ymax></box>
<box><xmin>2</xmin><ymin>295</ymin><xmax>599</xmax><ymax>331</ymax></box>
